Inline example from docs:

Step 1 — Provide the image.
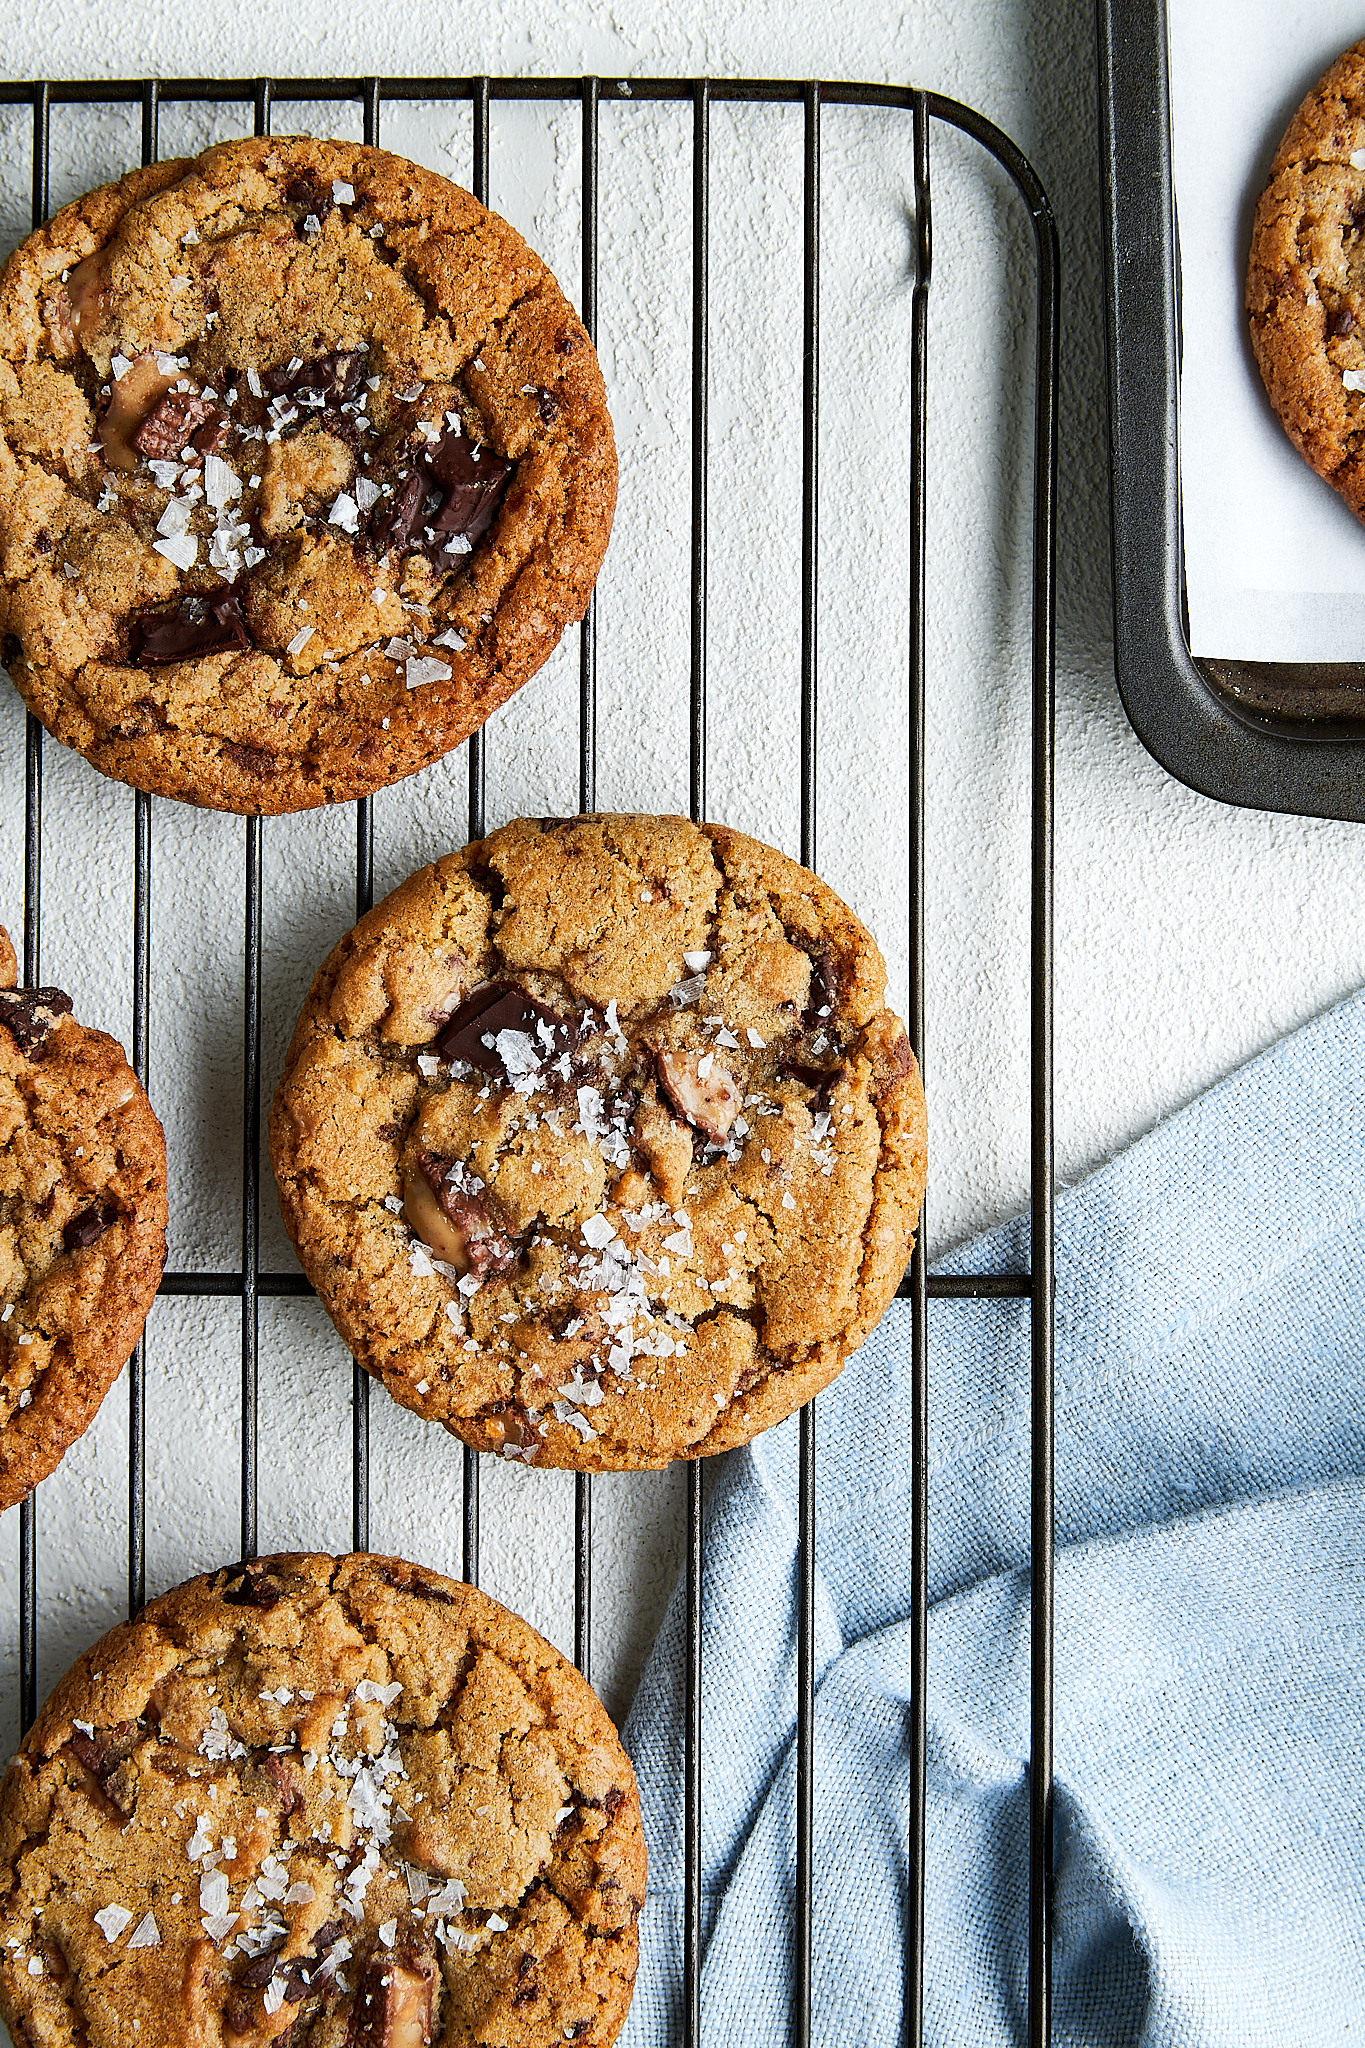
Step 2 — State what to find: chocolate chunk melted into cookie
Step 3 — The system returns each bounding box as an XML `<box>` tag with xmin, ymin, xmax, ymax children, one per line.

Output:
<box><xmin>0</xmin><ymin>986</ymin><xmax>73</xmax><ymax>1060</ymax></box>
<box><xmin>283</xmin><ymin>171</ymin><xmax>336</xmax><ymax>228</ymax></box>
<box><xmin>427</xmin><ymin>429</ymin><xmax>515</xmax><ymax>552</ymax></box>
<box><xmin>435</xmin><ymin>981</ymin><xmax>578</xmax><ymax>1072</ymax></box>
<box><xmin>128</xmin><ymin>589</ymin><xmax>253</xmax><ymax>666</ymax></box>
<box><xmin>63</xmin><ymin>1203</ymin><xmax>117</xmax><ymax>1252</ymax></box>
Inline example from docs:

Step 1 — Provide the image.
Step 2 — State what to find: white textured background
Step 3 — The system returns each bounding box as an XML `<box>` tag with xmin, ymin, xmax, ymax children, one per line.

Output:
<box><xmin>1</xmin><ymin>0</ymin><xmax>1363</xmax><ymax>1903</ymax></box>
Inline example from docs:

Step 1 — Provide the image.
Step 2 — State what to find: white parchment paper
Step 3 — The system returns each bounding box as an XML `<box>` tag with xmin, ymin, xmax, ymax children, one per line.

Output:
<box><xmin>1171</xmin><ymin>1</ymin><xmax>1365</xmax><ymax>660</ymax></box>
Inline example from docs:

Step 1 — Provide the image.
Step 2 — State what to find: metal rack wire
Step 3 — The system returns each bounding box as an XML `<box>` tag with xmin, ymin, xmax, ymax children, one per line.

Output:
<box><xmin>1</xmin><ymin>74</ymin><xmax>1058</xmax><ymax>2048</ymax></box>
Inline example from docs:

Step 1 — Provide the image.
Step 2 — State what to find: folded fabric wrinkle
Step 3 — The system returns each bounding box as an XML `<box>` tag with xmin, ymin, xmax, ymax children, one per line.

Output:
<box><xmin>622</xmin><ymin>983</ymin><xmax>1365</xmax><ymax>2046</ymax></box>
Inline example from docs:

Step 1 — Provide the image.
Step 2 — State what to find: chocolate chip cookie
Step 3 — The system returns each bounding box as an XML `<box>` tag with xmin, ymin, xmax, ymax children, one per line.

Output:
<box><xmin>0</xmin><ymin>137</ymin><xmax>616</xmax><ymax>813</ymax></box>
<box><xmin>269</xmin><ymin>815</ymin><xmax>927</xmax><ymax>1470</ymax></box>
<box><xmin>0</xmin><ymin>925</ymin><xmax>167</xmax><ymax>1510</ymax></box>
<box><xmin>1247</xmin><ymin>38</ymin><xmax>1365</xmax><ymax>522</ymax></box>
<box><xmin>0</xmin><ymin>1550</ymin><xmax>645</xmax><ymax>2048</ymax></box>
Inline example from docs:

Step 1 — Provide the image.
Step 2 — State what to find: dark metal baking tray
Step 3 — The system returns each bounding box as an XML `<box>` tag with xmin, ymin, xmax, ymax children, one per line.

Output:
<box><xmin>1096</xmin><ymin>0</ymin><xmax>1365</xmax><ymax>822</ymax></box>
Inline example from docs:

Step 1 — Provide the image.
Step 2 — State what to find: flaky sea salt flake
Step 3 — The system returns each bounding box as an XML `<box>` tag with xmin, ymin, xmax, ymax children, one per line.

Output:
<box><xmin>94</xmin><ymin>1904</ymin><xmax>133</xmax><ymax>1943</ymax></box>
<box><xmin>405</xmin><ymin>654</ymin><xmax>450</xmax><ymax>689</ymax></box>
<box><xmin>286</xmin><ymin>625</ymin><xmax>315</xmax><ymax>657</ymax></box>
<box><xmin>153</xmin><ymin>532</ymin><xmax>197</xmax><ymax>571</ymax></box>
<box><xmin>127</xmin><ymin>1913</ymin><xmax>160</xmax><ymax>1950</ymax></box>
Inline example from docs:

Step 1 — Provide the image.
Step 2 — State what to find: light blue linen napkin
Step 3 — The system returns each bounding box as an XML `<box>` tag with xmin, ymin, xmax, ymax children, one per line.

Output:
<box><xmin>620</xmin><ymin>984</ymin><xmax>1365</xmax><ymax>2046</ymax></box>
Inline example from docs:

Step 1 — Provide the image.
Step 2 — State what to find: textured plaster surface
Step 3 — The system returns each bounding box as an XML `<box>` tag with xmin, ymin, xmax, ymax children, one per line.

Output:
<box><xmin>0</xmin><ymin>0</ymin><xmax>1362</xmax><ymax>1904</ymax></box>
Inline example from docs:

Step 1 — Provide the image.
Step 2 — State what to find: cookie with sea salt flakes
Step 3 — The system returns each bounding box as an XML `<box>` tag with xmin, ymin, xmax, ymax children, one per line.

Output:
<box><xmin>0</xmin><ymin>923</ymin><xmax>167</xmax><ymax>1510</ymax></box>
<box><xmin>1247</xmin><ymin>38</ymin><xmax>1365</xmax><ymax>523</ymax></box>
<box><xmin>0</xmin><ymin>1551</ymin><xmax>646</xmax><ymax>2048</ymax></box>
<box><xmin>0</xmin><ymin>136</ymin><xmax>616</xmax><ymax>814</ymax></box>
<box><xmin>269</xmin><ymin>814</ymin><xmax>927</xmax><ymax>1470</ymax></box>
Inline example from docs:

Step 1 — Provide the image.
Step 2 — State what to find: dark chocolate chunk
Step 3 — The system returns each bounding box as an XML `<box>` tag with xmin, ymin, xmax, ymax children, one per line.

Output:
<box><xmin>803</xmin><ymin>944</ymin><xmax>838</xmax><ymax>1024</ymax></box>
<box><xmin>0</xmin><ymin>987</ymin><xmax>73</xmax><ymax>1061</ymax></box>
<box><xmin>372</xmin><ymin>1564</ymin><xmax>457</xmax><ymax>1606</ymax></box>
<box><xmin>369</xmin><ymin>428</ymin><xmax>514</xmax><ymax>567</ymax></box>
<box><xmin>553</xmin><ymin>330</ymin><xmax>577</xmax><ymax>354</ymax></box>
<box><xmin>264</xmin><ymin>348</ymin><xmax>367</xmax><ymax>406</ymax></box>
<box><xmin>238</xmin><ymin>1944</ymin><xmax>287</xmax><ymax>1991</ymax></box>
<box><xmin>33</xmin><ymin>532</ymin><xmax>52</xmax><ymax>555</ymax></box>
<box><xmin>110</xmin><ymin>698</ymin><xmax>161</xmax><ymax>741</ymax></box>
<box><xmin>64</xmin><ymin>1727</ymin><xmax>133</xmax><ymax>1824</ymax></box>
<box><xmin>435</xmin><ymin>981</ymin><xmax>577</xmax><ymax>1073</ymax></box>
<box><xmin>63</xmin><ymin>1203</ymin><xmax>116</xmax><ymax>1252</ymax></box>
<box><xmin>1331</xmin><ymin>306</ymin><xmax>1359</xmax><ymax>339</ymax></box>
<box><xmin>284</xmin><ymin>173</ymin><xmax>334</xmax><ymax>227</ymax></box>
<box><xmin>426</xmin><ymin>430</ymin><xmax>514</xmax><ymax>553</ymax></box>
<box><xmin>370</xmin><ymin>470</ymin><xmax>429</xmax><ymax>555</ymax></box>
<box><xmin>68</xmin><ymin>1730</ymin><xmax>105</xmax><ymax>1776</ymax></box>
<box><xmin>534</xmin><ymin>387</ymin><xmax>560</xmax><ymax>425</ymax></box>
<box><xmin>220</xmin><ymin>1560</ymin><xmax>287</xmax><ymax>1609</ymax></box>
<box><xmin>778</xmin><ymin>1061</ymin><xmax>841</xmax><ymax>1112</ymax></box>
<box><xmin>133</xmin><ymin>392</ymin><xmax>223</xmax><ymax>462</ymax></box>
<box><xmin>129</xmin><ymin>590</ymin><xmax>253</xmax><ymax>666</ymax></box>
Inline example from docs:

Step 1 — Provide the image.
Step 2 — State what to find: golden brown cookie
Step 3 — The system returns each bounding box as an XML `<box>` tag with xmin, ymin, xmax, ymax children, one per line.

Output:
<box><xmin>1247</xmin><ymin>38</ymin><xmax>1365</xmax><ymax>521</ymax></box>
<box><xmin>0</xmin><ymin>924</ymin><xmax>167</xmax><ymax>1510</ymax></box>
<box><xmin>270</xmin><ymin>815</ymin><xmax>927</xmax><ymax>1470</ymax></box>
<box><xmin>0</xmin><ymin>137</ymin><xmax>616</xmax><ymax>814</ymax></box>
<box><xmin>0</xmin><ymin>1551</ymin><xmax>645</xmax><ymax>2048</ymax></box>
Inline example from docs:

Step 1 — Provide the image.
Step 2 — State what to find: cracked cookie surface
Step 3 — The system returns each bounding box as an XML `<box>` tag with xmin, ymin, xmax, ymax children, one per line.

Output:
<box><xmin>0</xmin><ymin>923</ymin><xmax>167</xmax><ymax>1510</ymax></box>
<box><xmin>1247</xmin><ymin>38</ymin><xmax>1365</xmax><ymax>523</ymax></box>
<box><xmin>0</xmin><ymin>1550</ymin><xmax>644</xmax><ymax>2048</ymax></box>
<box><xmin>0</xmin><ymin>137</ymin><xmax>616</xmax><ymax>814</ymax></box>
<box><xmin>269</xmin><ymin>815</ymin><xmax>927</xmax><ymax>1470</ymax></box>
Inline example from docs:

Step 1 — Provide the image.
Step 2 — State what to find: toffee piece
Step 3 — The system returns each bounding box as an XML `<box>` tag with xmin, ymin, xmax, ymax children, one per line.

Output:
<box><xmin>269</xmin><ymin>815</ymin><xmax>928</xmax><ymax>1470</ymax></box>
<box><xmin>0</xmin><ymin>137</ymin><xmax>616</xmax><ymax>813</ymax></box>
<box><xmin>0</xmin><ymin>1551</ymin><xmax>645</xmax><ymax>2047</ymax></box>
<box><xmin>1248</xmin><ymin>38</ymin><xmax>1365</xmax><ymax>524</ymax></box>
<box><xmin>0</xmin><ymin>924</ymin><xmax>167</xmax><ymax>1509</ymax></box>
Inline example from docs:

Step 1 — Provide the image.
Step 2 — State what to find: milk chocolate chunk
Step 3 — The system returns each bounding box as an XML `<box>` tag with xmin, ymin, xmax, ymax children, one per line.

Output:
<box><xmin>350</xmin><ymin>1954</ymin><xmax>436</xmax><ymax>2048</ymax></box>
<box><xmin>403</xmin><ymin>1159</ymin><xmax>513</xmax><ymax>1279</ymax></box>
<box><xmin>0</xmin><ymin>986</ymin><xmax>73</xmax><ymax>1059</ymax></box>
<box><xmin>656</xmin><ymin>1047</ymin><xmax>741</xmax><ymax>1143</ymax></box>
<box><xmin>97</xmin><ymin>353</ymin><xmax>180</xmax><ymax>470</ymax></box>
<box><xmin>434</xmin><ymin>981</ymin><xmax>576</xmax><ymax>1071</ymax></box>
<box><xmin>132</xmin><ymin>391</ymin><xmax>223</xmax><ymax>462</ymax></box>
<box><xmin>129</xmin><ymin>590</ymin><xmax>252</xmax><ymax>665</ymax></box>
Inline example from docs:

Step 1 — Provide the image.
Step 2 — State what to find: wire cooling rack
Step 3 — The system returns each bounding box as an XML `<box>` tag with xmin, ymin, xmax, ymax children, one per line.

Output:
<box><xmin>0</xmin><ymin>73</ymin><xmax>1058</xmax><ymax>2048</ymax></box>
